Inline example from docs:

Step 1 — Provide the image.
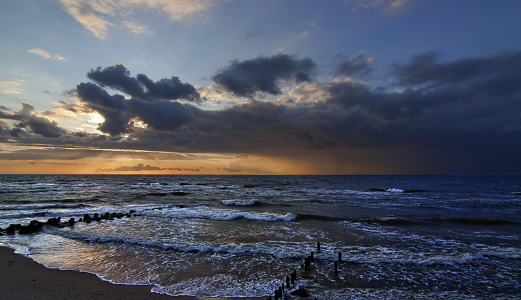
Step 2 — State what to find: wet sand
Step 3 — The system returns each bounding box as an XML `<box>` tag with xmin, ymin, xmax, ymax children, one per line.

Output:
<box><xmin>0</xmin><ymin>244</ymin><xmax>264</xmax><ymax>300</ymax></box>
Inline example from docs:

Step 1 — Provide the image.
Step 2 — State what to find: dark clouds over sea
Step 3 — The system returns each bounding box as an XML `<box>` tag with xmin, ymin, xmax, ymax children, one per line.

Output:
<box><xmin>1</xmin><ymin>51</ymin><xmax>520</xmax><ymax>174</ymax></box>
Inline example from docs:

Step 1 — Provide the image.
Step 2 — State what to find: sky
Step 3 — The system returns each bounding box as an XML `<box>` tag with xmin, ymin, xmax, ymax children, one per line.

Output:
<box><xmin>1</xmin><ymin>0</ymin><xmax>520</xmax><ymax>175</ymax></box>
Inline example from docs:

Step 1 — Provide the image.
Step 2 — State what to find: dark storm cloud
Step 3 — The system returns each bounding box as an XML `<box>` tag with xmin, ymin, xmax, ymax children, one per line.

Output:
<box><xmin>75</xmin><ymin>81</ymin><xmax>200</xmax><ymax>136</ymax></box>
<box><xmin>127</xmin><ymin>99</ymin><xmax>197</xmax><ymax>132</ymax></box>
<box><xmin>3</xmin><ymin>51</ymin><xmax>521</xmax><ymax>174</ymax></box>
<box><xmin>334</xmin><ymin>51</ymin><xmax>374</xmax><ymax>78</ymax></box>
<box><xmin>65</xmin><ymin>50</ymin><xmax>521</xmax><ymax>156</ymax></box>
<box><xmin>0</xmin><ymin>146</ymin><xmax>203</xmax><ymax>161</ymax></box>
<box><xmin>73</xmin><ymin>131</ymin><xmax>88</xmax><ymax>138</ymax></box>
<box><xmin>76</xmin><ymin>82</ymin><xmax>131</xmax><ymax>111</ymax></box>
<box><xmin>212</xmin><ymin>53</ymin><xmax>315</xmax><ymax>98</ymax></box>
<box><xmin>0</xmin><ymin>148</ymin><xmax>106</xmax><ymax>160</ymax></box>
<box><xmin>87</xmin><ymin>64</ymin><xmax>201</xmax><ymax>102</ymax></box>
<box><xmin>9</xmin><ymin>127</ymin><xmax>24</xmax><ymax>137</ymax></box>
<box><xmin>316</xmin><ymin>51</ymin><xmax>521</xmax><ymax>157</ymax></box>
<box><xmin>0</xmin><ymin>120</ymin><xmax>7</xmax><ymax>134</ymax></box>
<box><xmin>76</xmin><ymin>82</ymin><xmax>135</xmax><ymax>136</ymax></box>
<box><xmin>0</xmin><ymin>103</ymin><xmax>66</xmax><ymax>138</ymax></box>
<box><xmin>393</xmin><ymin>51</ymin><xmax>521</xmax><ymax>89</ymax></box>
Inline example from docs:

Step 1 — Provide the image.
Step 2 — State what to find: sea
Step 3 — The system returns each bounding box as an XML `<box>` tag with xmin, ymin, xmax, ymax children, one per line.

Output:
<box><xmin>0</xmin><ymin>175</ymin><xmax>520</xmax><ymax>299</ymax></box>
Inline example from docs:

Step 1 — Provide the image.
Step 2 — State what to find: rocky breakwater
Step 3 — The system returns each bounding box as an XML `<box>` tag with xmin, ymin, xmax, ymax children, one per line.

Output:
<box><xmin>0</xmin><ymin>210</ymin><xmax>136</xmax><ymax>236</ymax></box>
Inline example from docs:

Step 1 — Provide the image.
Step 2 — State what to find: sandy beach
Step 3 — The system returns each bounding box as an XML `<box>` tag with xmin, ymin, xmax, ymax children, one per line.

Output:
<box><xmin>0</xmin><ymin>244</ymin><xmax>264</xmax><ymax>300</ymax></box>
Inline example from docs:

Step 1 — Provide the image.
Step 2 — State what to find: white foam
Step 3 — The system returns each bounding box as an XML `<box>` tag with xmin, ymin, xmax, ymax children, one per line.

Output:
<box><xmin>386</xmin><ymin>188</ymin><xmax>404</xmax><ymax>193</ymax></box>
<box><xmin>152</xmin><ymin>274</ymin><xmax>277</xmax><ymax>297</ymax></box>
<box><xmin>222</xmin><ymin>199</ymin><xmax>257</xmax><ymax>206</ymax></box>
<box><xmin>41</xmin><ymin>228</ymin><xmax>309</xmax><ymax>258</ymax></box>
<box><xmin>140</xmin><ymin>205</ymin><xmax>296</xmax><ymax>222</ymax></box>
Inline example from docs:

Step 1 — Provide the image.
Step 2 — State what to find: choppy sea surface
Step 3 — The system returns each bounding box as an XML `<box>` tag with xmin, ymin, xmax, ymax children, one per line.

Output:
<box><xmin>0</xmin><ymin>175</ymin><xmax>520</xmax><ymax>299</ymax></box>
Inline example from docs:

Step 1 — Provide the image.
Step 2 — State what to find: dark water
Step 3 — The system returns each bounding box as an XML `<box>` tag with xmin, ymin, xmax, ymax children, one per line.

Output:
<box><xmin>0</xmin><ymin>175</ymin><xmax>520</xmax><ymax>299</ymax></box>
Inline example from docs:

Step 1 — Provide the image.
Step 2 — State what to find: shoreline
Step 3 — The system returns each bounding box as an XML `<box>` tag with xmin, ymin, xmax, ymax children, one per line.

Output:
<box><xmin>0</xmin><ymin>244</ymin><xmax>264</xmax><ymax>300</ymax></box>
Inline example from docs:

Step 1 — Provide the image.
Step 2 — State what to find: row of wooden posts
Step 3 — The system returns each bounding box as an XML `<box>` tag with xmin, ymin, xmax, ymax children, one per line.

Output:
<box><xmin>267</xmin><ymin>241</ymin><xmax>344</xmax><ymax>300</ymax></box>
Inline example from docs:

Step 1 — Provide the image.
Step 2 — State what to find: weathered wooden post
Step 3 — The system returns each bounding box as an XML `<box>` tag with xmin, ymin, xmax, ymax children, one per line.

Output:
<box><xmin>286</xmin><ymin>276</ymin><xmax>290</xmax><ymax>288</ymax></box>
<box><xmin>274</xmin><ymin>289</ymin><xmax>279</xmax><ymax>300</ymax></box>
<box><xmin>317</xmin><ymin>241</ymin><xmax>321</xmax><ymax>252</ymax></box>
<box><xmin>338</xmin><ymin>251</ymin><xmax>342</xmax><ymax>263</ymax></box>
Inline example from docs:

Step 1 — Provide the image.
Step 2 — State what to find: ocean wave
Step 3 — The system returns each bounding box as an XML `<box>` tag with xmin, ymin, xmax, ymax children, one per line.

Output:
<box><xmin>0</xmin><ymin>203</ymin><xmax>92</xmax><ymax>211</ymax></box>
<box><xmin>368</xmin><ymin>188</ymin><xmax>427</xmax><ymax>193</ymax></box>
<box><xmin>152</xmin><ymin>274</ymin><xmax>276</xmax><ymax>298</ymax></box>
<box><xmin>61</xmin><ymin>183</ymin><xmax>104</xmax><ymax>188</ymax></box>
<box><xmin>42</xmin><ymin>230</ymin><xmax>308</xmax><ymax>258</ymax></box>
<box><xmin>295</xmin><ymin>214</ymin><xmax>347</xmax><ymax>222</ymax></box>
<box><xmin>39</xmin><ymin>229</ymin><xmax>521</xmax><ymax>264</ymax></box>
<box><xmin>295</xmin><ymin>214</ymin><xmax>418</xmax><ymax>225</ymax></box>
<box><xmin>222</xmin><ymin>199</ymin><xmax>258</xmax><ymax>206</ymax></box>
<box><xmin>0</xmin><ymin>211</ymin><xmax>48</xmax><ymax>220</ymax></box>
<box><xmin>429</xmin><ymin>217</ymin><xmax>517</xmax><ymax>225</ymax></box>
<box><xmin>139</xmin><ymin>206</ymin><xmax>296</xmax><ymax>222</ymax></box>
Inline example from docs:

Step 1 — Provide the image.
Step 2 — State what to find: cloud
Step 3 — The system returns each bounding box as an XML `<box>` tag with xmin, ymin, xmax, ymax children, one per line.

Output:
<box><xmin>216</xmin><ymin>166</ymin><xmax>242</xmax><ymax>173</ymax></box>
<box><xmin>196</xmin><ymin>83</ymin><xmax>234</xmax><ymax>105</ymax></box>
<box><xmin>0</xmin><ymin>103</ymin><xmax>67</xmax><ymax>138</ymax></box>
<box><xmin>27</xmin><ymin>48</ymin><xmax>66</xmax><ymax>60</ymax></box>
<box><xmin>94</xmin><ymin>164</ymin><xmax>203</xmax><ymax>172</ymax></box>
<box><xmin>343</xmin><ymin>0</ymin><xmax>414</xmax><ymax>13</ymax></box>
<box><xmin>58</xmin><ymin>0</ymin><xmax>113</xmax><ymax>39</ymax></box>
<box><xmin>167</xmin><ymin>167</ymin><xmax>201</xmax><ymax>171</ymax></box>
<box><xmin>61</xmin><ymin>51</ymin><xmax>521</xmax><ymax>152</ymax></box>
<box><xmin>95</xmin><ymin>163</ymin><xmax>163</xmax><ymax>172</ymax></box>
<box><xmin>299</xmin><ymin>30</ymin><xmax>309</xmax><ymax>39</ymax></box>
<box><xmin>0</xmin><ymin>79</ymin><xmax>27</xmax><ymax>94</ymax></box>
<box><xmin>0</xmin><ymin>147</ymin><xmax>203</xmax><ymax>161</ymax></box>
<box><xmin>0</xmin><ymin>148</ymin><xmax>105</xmax><ymax>160</ymax></box>
<box><xmin>75</xmin><ymin>82</ymin><xmax>134</xmax><ymax>136</ymax></box>
<box><xmin>86</xmin><ymin>64</ymin><xmax>201</xmax><ymax>102</ymax></box>
<box><xmin>58</xmin><ymin>0</ymin><xmax>220</xmax><ymax>39</ymax></box>
<box><xmin>334</xmin><ymin>50</ymin><xmax>374</xmax><ymax>78</ymax></box>
<box><xmin>9</xmin><ymin>127</ymin><xmax>25</xmax><ymax>137</ymax></box>
<box><xmin>212</xmin><ymin>53</ymin><xmax>316</xmax><ymax>98</ymax></box>
<box><xmin>75</xmin><ymin>79</ymin><xmax>199</xmax><ymax>136</ymax></box>
<box><xmin>298</xmin><ymin>20</ymin><xmax>322</xmax><ymax>39</ymax></box>
<box><xmin>300</xmin><ymin>21</ymin><xmax>321</xmax><ymax>29</ymax></box>
<box><xmin>122</xmin><ymin>21</ymin><xmax>153</xmax><ymax>35</ymax></box>
<box><xmin>3</xmin><ymin>50</ymin><xmax>521</xmax><ymax>174</ymax></box>
<box><xmin>392</xmin><ymin>51</ymin><xmax>521</xmax><ymax>90</ymax></box>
